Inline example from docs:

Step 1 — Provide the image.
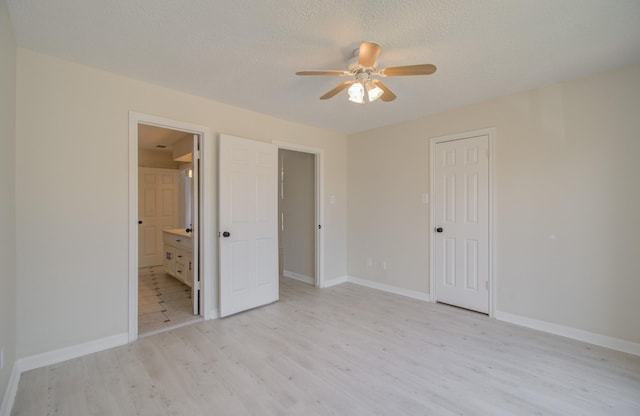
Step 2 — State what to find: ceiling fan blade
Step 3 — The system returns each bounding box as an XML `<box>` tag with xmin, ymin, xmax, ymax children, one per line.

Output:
<box><xmin>379</xmin><ymin>64</ymin><xmax>437</xmax><ymax>76</ymax></box>
<box><xmin>320</xmin><ymin>81</ymin><xmax>353</xmax><ymax>100</ymax></box>
<box><xmin>358</xmin><ymin>41</ymin><xmax>382</xmax><ymax>67</ymax></box>
<box><xmin>296</xmin><ymin>70</ymin><xmax>350</xmax><ymax>76</ymax></box>
<box><xmin>373</xmin><ymin>80</ymin><xmax>396</xmax><ymax>102</ymax></box>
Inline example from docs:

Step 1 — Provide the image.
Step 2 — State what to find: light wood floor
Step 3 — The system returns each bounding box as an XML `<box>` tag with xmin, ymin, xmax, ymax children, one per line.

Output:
<box><xmin>12</xmin><ymin>278</ymin><xmax>640</xmax><ymax>415</ymax></box>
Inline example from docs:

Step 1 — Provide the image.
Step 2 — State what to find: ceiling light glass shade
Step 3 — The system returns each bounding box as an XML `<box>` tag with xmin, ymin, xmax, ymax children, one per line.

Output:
<box><xmin>347</xmin><ymin>82</ymin><xmax>365</xmax><ymax>104</ymax></box>
<box><xmin>366</xmin><ymin>81</ymin><xmax>384</xmax><ymax>102</ymax></box>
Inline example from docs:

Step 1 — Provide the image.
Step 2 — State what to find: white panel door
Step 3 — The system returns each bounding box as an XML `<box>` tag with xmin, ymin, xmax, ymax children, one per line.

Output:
<box><xmin>433</xmin><ymin>135</ymin><xmax>489</xmax><ymax>313</ymax></box>
<box><xmin>219</xmin><ymin>134</ymin><xmax>279</xmax><ymax>317</ymax></box>
<box><xmin>138</xmin><ymin>168</ymin><xmax>181</xmax><ymax>267</ymax></box>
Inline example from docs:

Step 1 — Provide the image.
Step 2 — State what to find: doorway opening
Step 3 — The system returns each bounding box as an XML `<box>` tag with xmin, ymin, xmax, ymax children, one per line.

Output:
<box><xmin>216</xmin><ymin>136</ymin><xmax>324</xmax><ymax>317</ymax></box>
<box><xmin>129</xmin><ymin>113</ymin><xmax>213</xmax><ymax>341</ymax></box>
<box><xmin>275</xmin><ymin>142</ymin><xmax>324</xmax><ymax>289</ymax></box>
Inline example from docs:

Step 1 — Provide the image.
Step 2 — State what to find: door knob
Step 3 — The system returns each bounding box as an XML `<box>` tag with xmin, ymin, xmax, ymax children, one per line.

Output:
<box><xmin>435</xmin><ymin>227</ymin><xmax>443</xmax><ymax>233</ymax></box>
<box><xmin>222</xmin><ymin>231</ymin><xmax>231</xmax><ymax>237</ymax></box>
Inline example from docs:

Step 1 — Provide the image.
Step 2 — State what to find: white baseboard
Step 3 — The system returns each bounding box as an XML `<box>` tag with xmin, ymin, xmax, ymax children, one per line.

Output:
<box><xmin>283</xmin><ymin>270</ymin><xmax>314</xmax><ymax>285</ymax></box>
<box><xmin>208</xmin><ymin>309</ymin><xmax>220</xmax><ymax>320</ymax></box>
<box><xmin>325</xmin><ymin>277</ymin><xmax>639</xmax><ymax>357</ymax></box>
<box><xmin>495</xmin><ymin>311</ymin><xmax>640</xmax><ymax>357</ymax></box>
<box><xmin>1</xmin><ymin>332</ymin><xmax>128</xmax><ymax>416</ymax></box>
<box><xmin>17</xmin><ymin>332</ymin><xmax>129</xmax><ymax>373</ymax></box>
<box><xmin>0</xmin><ymin>361</ymin><xmax>21</xmax><ymax>416</ymax></box>
<box><xmin>321</xmin><ymin>275</ymin><xmax>347</xmax><ymax>288</ymax></box>
<box><xmin>346</xmin><ymin>276</ymin><xmax>430</xmax><ymax>302</ymax></box>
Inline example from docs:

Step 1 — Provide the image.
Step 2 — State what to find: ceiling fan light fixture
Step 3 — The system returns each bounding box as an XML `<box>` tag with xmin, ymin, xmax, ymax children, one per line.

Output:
<box><xmin>296</xmin><ymin>41</ymin><xmax>435</xmax><ymax>103</ymax></box>
<box><xmin>347</xmin><ymin>81</ymin><xmax>365</xmax><ymax>104</ymax></box>
<box><xmin>366</xmin><ymin>80</ymin><xmax>383</xmax><ymax>102</ymax></box>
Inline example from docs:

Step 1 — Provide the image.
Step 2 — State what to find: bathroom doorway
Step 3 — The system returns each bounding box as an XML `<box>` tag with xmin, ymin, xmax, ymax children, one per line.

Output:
<box><xmin>137</xmin><ymin>125</ymin><xmax>200</xmax><ymax>335</ymax></box>
<box><xmin>129</xmin><ymin>113</ymin><xmax>213</xmax><ymax>341</ymax></box>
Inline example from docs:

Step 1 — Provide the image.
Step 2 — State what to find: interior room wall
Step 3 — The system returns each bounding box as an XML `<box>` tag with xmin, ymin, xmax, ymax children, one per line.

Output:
<box><xmin>347</xmin><ymin>64</ymin><xmax>640</xmax><ymax>344</ymax></box>
<box><xmin>0</xmin><ymin>0</ymin><xmax>17</xmax><ymax>404</ymax></box>
<box><xmin>15</xmin><ymin>49</ymin><xmax>347</xmax><ymax>358</ymax></box>
<box><xmin>279</xmin><ymin>149</ymin><xmax>315</xmax><ymax>281</ymax></box>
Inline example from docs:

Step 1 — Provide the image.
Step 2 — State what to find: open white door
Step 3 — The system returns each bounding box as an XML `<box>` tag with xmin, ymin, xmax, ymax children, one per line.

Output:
<box><xmin>191</xmin><ymin>134</ymin><xmax>201</xmax><ymax>315</ymax></box>
<box><xmin>219</xmin><ymin>134</ymin><xmax>279</xmax><ymax>317</ymax></box>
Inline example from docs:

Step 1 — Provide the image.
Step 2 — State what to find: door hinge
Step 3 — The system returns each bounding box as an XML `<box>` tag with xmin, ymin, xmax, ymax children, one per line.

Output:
<box><xmin>194</xmin><ymin>280</ymin><xmax>201</xmax><ymax>291</ymax></box>
<box><xmin>194</xmin><ymin>150</ymin><xmax>201</xmax><ymax>160</ymax></box>
<box><xmin>318</xmin><ymin>224</ymin><xmax>321</xmax><ymax>230</ymax></box>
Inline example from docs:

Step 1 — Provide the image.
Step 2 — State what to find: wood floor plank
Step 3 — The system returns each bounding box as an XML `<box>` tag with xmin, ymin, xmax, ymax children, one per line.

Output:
<box><xmin>11</xmin><ymin>277</ymin><xmax>640</xmax><ymax>415</ymax></box>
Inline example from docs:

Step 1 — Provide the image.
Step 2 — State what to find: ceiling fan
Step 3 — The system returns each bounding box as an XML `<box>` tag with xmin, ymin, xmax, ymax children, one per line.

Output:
<box><xmin>296</xmin><ymin>41</ymin><xmax>437</xmax><ymax>104</ymax></box>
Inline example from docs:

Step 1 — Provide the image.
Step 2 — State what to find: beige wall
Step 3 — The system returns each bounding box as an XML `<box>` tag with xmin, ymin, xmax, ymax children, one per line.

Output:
<box><xmin>348</xmin><ymin>64</ymin><xmax>640</xmax><ymax>343</ymax></box>
<box><xmin>10</xmin><ymin>40</ymin><xmax>639</xmax><ymax>364</ymax></box>
<box><xmin>15</xmin><ymin>49</ymin><xmax>347</xmax><ymax>357</ymax></box>
<box><xmin>0</xmin><ymin>0</ymin><xmax>17</xmax><ymax>403</ymax></box>
<box><xmin>280</xmin><ymin>149</ymin><xmax>315</xmax><ymax>280</ymax></box>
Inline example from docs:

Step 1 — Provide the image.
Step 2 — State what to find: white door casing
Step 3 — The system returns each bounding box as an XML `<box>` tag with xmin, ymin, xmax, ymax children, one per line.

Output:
<box><xmin>219</xmin><ymin>134</ymin><xmax>279</xmax><ymax>317</ymax></box>
<box><xmin>138</xmin><ymin>168</ymin><xmax>181</xmax><ymax>267</ymax></box>
<box><xmin>191</xmin><ymin>134</ymin><xmax>201</xmax><ymax>315</ymax></box>
<box><xmin>432</xmin><ymin>133</ymin><xmax>491</xmax><ymax>314</ymax></box>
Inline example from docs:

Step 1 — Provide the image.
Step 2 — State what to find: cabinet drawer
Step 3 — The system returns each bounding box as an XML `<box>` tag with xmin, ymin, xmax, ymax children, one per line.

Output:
<box><xmin>174</xmin><ymin>249</ymin><xmax>188</xmax><ymax>265</ymax></box>
<box><xmin>175</xmin><ymin>266</ymin><xmax>192</xmax><ymax>287</ymax></box>
<box><xmin>163</xmin><ymin>233</ymin><xmax>193</xmax><ymax>250</ymax></box>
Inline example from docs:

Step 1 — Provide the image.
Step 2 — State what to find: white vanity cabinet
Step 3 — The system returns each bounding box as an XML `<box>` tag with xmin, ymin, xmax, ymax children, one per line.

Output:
<box><xmin>162</xmin><ymin>229</ymin><xmax>193</xmax><ymax>287</ymax></box>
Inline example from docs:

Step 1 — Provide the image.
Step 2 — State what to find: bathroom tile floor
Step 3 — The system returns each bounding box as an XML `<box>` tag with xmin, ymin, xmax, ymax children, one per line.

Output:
<box><xmin>138</xmin><ymin>266</ymin><xmax>200</xmax><ymax>335</ymax></box>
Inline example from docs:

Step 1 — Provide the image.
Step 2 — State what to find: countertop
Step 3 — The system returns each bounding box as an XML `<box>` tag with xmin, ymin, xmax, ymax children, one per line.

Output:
<box><xmin>162</xmin><ymin>228</ymin><xmax>192</xmax><ymax>238</ymax></box>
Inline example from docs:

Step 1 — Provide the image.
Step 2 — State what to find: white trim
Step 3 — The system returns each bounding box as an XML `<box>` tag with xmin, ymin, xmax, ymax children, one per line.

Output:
<box><xmin>18</xmin><ymin>333</ymin><xmax>128</xmax><ymax>373</ymax></box>
<box><xmin>128</xmin><ymin>112</ymin><xmax>214</xmax><ymax>342</ymax></box>
<box><xmin>347</xmin><ymin>276</ymin><xmax>430</xmax><ymax>302</ymax></box>
<box><xmin>283</xmin><ymin>270</ymin><xmax>315</xmax><ymax>285</ymax></box>
<box><xmin>200</xmin><ymin>130</ymin><xmax>215</xmax><ymax>320</ymax></box>
<box><xmin>0</xmin><ymin>362</ymin><xmax>20</xmax><ymax>416</ymax></box>
<box><xmin>0</xmin><ymin>333</ymin><xmax>129</xmax><ymax>415</ymax></box>
<box><xmin>272</xmin><ymin>140</ymin><xmax>325</xmax><ymax>289</ymax></box>
<box><xmin>429</xmin><ymin>128</ymin><xmax>496</xmax><ymax>317</ymax></box>
<box><xmin>128</xmin><ymin>115</ymin><xmax>138</xmax><ymax>341</ymax></box>
<box><xmin>138</xmin><ymin>318</ymin><xmax>203</xmax><ymax>339</ymax></box>
<box><xmin>321</xmin><ymin>276</ymin><xmax>347</xmax><ymax>288</ymax></box>
<box><xmin>209</xmin><ymin>309</ymin><xmax>221</xmax><ymax>320</ymax></box>
<box><xmin>495</xmin><ymin>311</ymin><xmax>640</xmax><ymax>357</ymax></box>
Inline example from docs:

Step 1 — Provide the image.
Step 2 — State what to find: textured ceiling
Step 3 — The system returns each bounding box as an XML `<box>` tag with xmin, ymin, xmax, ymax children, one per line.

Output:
<box><xmin>7</xmin><ymin>0</ymin><xmax>640</xmax><ymax>134</ymax></box>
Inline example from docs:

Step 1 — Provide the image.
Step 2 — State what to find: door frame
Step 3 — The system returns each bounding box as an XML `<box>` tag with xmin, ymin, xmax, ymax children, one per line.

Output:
<box><xmin>429</xmin><ymin>128</ymin><xmax>496</xmax><ymax>317</ymax></box>
<box><xmin>272</xmin><ymin>141</ymin><xmax>324</xmax><ymax>288</ymax></box>
<box><xmin>128</xmin><ymin>112</ymin><xmax>213</xmax><ymax>342</ymax></box>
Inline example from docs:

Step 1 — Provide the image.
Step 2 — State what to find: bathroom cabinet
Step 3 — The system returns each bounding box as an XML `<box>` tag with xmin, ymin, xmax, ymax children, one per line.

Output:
<box><xmin>162</xmin><ymin>228</ymin><xmax>193</xmax><ymax>287</ymax></box>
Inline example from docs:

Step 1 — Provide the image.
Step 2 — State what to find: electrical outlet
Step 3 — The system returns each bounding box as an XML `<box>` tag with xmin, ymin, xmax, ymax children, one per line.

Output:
<box><xmin>367</xmin><ymin>257</ymin><xmax>373</xmax><ymax>267</ymax></box>
<box><xmin>381</xmin><ymin>261</ymin><xmax>387</xmax><ymax>270</ymax></box>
